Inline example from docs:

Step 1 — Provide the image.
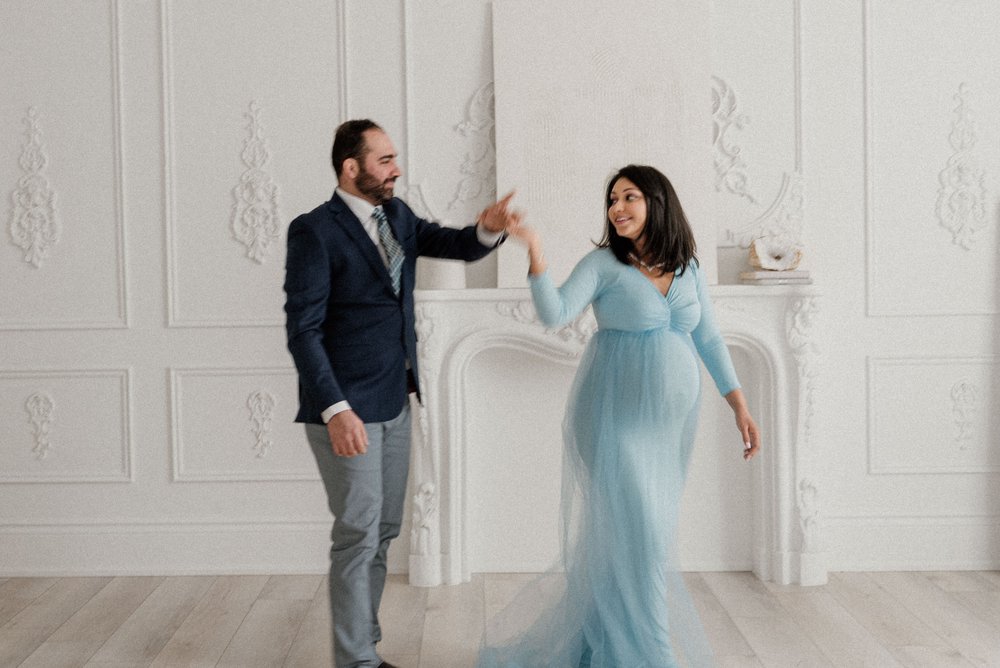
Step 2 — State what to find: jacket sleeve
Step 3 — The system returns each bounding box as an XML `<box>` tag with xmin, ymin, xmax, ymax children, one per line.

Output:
<box><xmin>284</xmin><ymin>218</ymin><xmax>344</xmax><ymax>411</ymax></box>
<box><xmin>404</xmin><ymin>200</ymin><xmax>496</xmax><ymax>262</ymax></box>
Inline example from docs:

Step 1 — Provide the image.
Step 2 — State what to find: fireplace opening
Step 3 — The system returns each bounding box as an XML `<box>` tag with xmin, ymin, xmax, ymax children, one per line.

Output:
<box><xmin>463</xmin><ymin>343</ymin><xmax>763</xmax><ymax>575</ymax></box>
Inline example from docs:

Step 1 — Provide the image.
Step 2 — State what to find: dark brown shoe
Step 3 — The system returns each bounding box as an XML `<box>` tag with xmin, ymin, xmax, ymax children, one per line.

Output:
<box><xmin>377</xmin><ymin>663</ymin><xmax>400</xmax><ymax>668</ymax></box>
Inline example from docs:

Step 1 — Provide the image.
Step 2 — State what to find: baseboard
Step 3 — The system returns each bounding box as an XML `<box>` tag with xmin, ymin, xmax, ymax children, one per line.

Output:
<box><xmin>0</xmin><ymin>521</ymin><xmax>410</xmax><ymax>577</ymax></box>
<box><xmin>4</xmin><ymin>516</ymin><xmax>996</xmax><ymax>577</ymax></box>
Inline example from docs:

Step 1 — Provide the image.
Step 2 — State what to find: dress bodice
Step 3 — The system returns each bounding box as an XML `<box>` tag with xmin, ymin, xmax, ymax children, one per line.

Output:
<box><xmin>529</xmin><ymin>248</ymin><xmax>740</xmax><ymax>396</ymax></box>
<box><xmin>590</xmin><ymin>254</ymin><xmax>702</xmax><ymax>334</ymax></box>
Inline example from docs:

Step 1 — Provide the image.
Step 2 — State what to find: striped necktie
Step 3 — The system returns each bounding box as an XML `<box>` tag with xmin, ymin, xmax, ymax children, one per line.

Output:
<box><xmin>373</xmin><ymin>205</ymin><xmax>403</xmax><ymax>296</ymax></box>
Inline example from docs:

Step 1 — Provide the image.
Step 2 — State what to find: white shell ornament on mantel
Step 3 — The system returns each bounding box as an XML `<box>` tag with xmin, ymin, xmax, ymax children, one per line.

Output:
<box><xmin>749</xmin><ymin>237</ymin><xmax>803</xmax><ymax>271</ymax></box>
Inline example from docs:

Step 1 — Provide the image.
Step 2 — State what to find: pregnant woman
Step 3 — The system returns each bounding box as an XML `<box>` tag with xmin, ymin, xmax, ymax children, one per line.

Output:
<box><xmin>478</xmin><ymin>164</ymin><xmax>760</xmax><ymax>667</ymax></box>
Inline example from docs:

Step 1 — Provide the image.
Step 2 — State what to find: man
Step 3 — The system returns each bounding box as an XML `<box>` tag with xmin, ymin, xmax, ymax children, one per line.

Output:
<box><xmin>284</xmin><ymin>119</ymin><xmax>516</xmax><ymax>667</ymax></box>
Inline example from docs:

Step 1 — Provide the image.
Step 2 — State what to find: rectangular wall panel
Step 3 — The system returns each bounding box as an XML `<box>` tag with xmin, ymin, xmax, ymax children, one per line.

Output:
<box><xmin>868</xmin><ymin>356</ymin><xmax>1000</xmax><ymax>474</ymax></box>
<box><xmin>0</xmin><ymin>0</ymin><xmax>127</xmax><ymax>329</ymax></box>
<box><xmin>0</xmin><ymin>369</ymin><xmax>132</xmax><ymax>482</ymax></box>
<box><xmin>171</xmin><ymin>367</ymin><xmax>316</xmax><ymax>481</ymax></box>
<box><xmin>163</xmin><ymin>0</ymin><xmax>342</xmax><ymax>327</ymax></box>
<box><xmin>865</xmin><ymin>0</ymin><xmax>1000</xmax><ymax>316</ymax></box>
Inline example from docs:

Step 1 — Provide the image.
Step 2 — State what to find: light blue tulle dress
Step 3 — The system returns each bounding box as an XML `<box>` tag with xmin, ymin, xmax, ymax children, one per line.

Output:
<box><xmin>478</xmin><ymin>248</ymin><xmax>740</xmax><ymax>668</ymax></box>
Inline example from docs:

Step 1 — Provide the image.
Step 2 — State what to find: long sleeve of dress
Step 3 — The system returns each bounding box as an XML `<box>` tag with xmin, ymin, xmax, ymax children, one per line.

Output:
<box><xmin>527</xmin><ymin>251</ymin><xmax>604</xmax><ymax>328</ymax></box>
<box><xmin>690</xmin><ymin>266</ymin><xmax>740</xmax><ymax>396</ymax></box>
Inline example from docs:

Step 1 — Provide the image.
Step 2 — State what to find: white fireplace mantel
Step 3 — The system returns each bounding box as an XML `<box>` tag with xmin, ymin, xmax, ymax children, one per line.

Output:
<box><xmin>408</xmin><ymin>285</ymin><xmax>825</xmax><ymax>587</ymax></box>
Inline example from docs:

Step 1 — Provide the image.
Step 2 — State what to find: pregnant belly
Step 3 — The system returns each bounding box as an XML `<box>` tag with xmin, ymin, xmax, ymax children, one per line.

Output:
<box><xmin>573</xmin><ymin>328</ymin><xmax>700</xmax><ymax>429</ymax></box>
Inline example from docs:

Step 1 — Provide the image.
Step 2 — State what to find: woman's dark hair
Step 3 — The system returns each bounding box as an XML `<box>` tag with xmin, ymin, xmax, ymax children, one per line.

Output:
<box><xmin>331</xmin><ymin>119</ymin><xmax>382</xmax><ymax>176</ymax></box>
<box><xmin>597</xmin><ymin>164</ymin><xmax>698</xmax><ymax>276</ymax></box>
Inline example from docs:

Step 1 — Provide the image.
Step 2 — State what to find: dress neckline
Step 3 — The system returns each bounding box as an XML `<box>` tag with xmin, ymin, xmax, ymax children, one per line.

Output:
<box><xmin>627</xmin><ymin>263</ymin><xmax>675</xmax><ymax>299</ymax></box>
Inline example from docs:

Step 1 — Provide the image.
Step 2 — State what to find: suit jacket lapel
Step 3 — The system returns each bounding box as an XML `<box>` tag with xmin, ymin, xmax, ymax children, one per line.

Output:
<box><xmin>328</xmin><ymin>194</ymin><xmax>395</xmax><ymax>292</ymax></box>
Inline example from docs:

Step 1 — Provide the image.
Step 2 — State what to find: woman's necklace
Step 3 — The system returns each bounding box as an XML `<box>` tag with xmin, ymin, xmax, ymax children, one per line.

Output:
<box><xmin>628</xmin><ymin>252</ymin><xmax>666</xmax><ymax>272</ymax></box>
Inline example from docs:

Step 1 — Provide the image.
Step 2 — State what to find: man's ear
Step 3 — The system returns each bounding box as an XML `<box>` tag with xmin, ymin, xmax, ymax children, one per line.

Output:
<box><xmin>343</xmin><ymin>157</ymin><xmax>359</xmax><ymax>179</ymax></box>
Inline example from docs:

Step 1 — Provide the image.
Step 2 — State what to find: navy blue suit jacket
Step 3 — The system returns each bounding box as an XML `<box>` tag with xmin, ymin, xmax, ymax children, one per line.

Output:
<box><xmin>284</xmin><ymin>192</ymin><xmax>495</xmax><ymax>424</ymax></box>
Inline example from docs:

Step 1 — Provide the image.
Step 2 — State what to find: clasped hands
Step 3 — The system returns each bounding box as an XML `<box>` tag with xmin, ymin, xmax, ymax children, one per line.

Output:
<box><xmin>477</xmin><ymin>191</ymin><xmax>525</xmax><ymax>234</ymax></box>
<box><xmin>478</xmin><ymin>192</ymin><xmax>539</xmax><ymax>255</ymax></box>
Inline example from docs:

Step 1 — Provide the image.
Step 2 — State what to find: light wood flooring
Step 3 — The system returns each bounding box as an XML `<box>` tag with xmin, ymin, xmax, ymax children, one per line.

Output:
<box><xmin>1</xmin><ymin>571</ymin><xmax>998</xmax><ymax>667</ymax></box>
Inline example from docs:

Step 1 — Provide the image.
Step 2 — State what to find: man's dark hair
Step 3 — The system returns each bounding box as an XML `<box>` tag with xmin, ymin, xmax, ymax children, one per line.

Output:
<box><xmin>331</xmin><ymin>119</ymin><xmax>382</xmax><ymax>177</ymax></box>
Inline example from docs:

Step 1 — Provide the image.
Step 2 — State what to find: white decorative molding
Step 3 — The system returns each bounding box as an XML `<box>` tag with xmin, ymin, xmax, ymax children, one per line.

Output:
<box><xmin>170</xmin><ymin>367</ymin><xmax>315</xmax><ymax>482</ymax></box>
<box><xmin>161</xmin><ymin>0</ymin><xmax>191</xmax><ymax>326</ymax></box>
<box><xmin>494</xmin><ymin>299</ymin><xmax>535</xmax><ymax>326</ymax></box>
<box><xmin>868</xmin><ymin>357</ymin><xmax>999</xmax><ymax>474</ymax></box>
<box><xmin>408</xmin><ymin>285</ymin><xmax>824</xmax><ymax>587</ymax></box>
<box><xmin>935</xmin><ymin>84</ymin><xmax>987</xmax><ymax>250</ymax></box>
<box><xmin>409</xmin><ymin>306</ymin><xmax>442</xmax><ymax>585</ymax></box>
<box><xmin>713</xmin><ymin>298</ymin><xmax>759</xmax><ymax>319</ymax></box>
<box><xmin>414</xmin><ymin>304</ymin><xmax>439</xmax><ymax>381</ymax></box>
<box><xmin>24</xmin><ymin>391</ymin><xmax>55</xmax><ymax>460</ymax></box>
<box><xmin>110</xmin><ymin>0</ymin><xmax>128</xmax><ymax>330</ymax></box>
<box><xmin>712</xmin><ymin>76</ymin><xmax>756</xmax><ymax>204</ymax></box>
<box><xmin>495</xmin><ymin>301</ymin><xmax>597</xmax><ymax>352</ymax></box>
<box><xmin>246</xmin><ymin>389</ymin><xmax>276</xmax><ymax>459</ymax></box>
<box><xmin>8</xmin><ymin>107</ymin><xmax>59</xmax><ymax>268</ymax></box>
<box><xmin>231</xmin><ymin>101</ymin><xmax>281</xmax><ymax>264</ymax></box>
<box><xmin>0</xmin><ymin>369</ymin><xmax>132</xmax><ymax>483</ymax></box>
<box><xmin>449</xmin><ymin>81</ymin><xmax>497</xmax><ymax>210</ymax></box>
<box><xmin>714</xmin><ymin>0</ymin><xmax>804</xmax><ymax>250</ymax></box>
<box><xmin>337</xmin><ymin>0</ymin><xmax>349</xmax><ymax>121</ymax></box>
<box><xmin>797</xmin><ymin>478</ymin><xmax>819</xmax><ymax>553</ymax></box>
<box><xmin>410</xmin><ymin>481</ymin><xmax>437</xmax><ymax>556</ymax></box>
<box><xmin>786</xmin><ymin>296</ymin><xmax>823</xmax><ymax>584</ymax></box>
<box><xmin>724</xmin><ymin>171</ymin><xmax>805</xmax><ymax>248</ymax></box>
<box><xmin>162</xmin><ymin>0</ymin><xmax>340</xmax><ymax>329</ymax></box>
<box><xmin>786</xmin><ymin>297</ymin><xmax>819</xmax><ymax>449</ymax></box>
<box><xmin>863</xmin><ymin>2</ymin><xmax>998</xmax><ymax>317</ymax></box>
<box><xmin>949</xmin><ymin>379</ymin><xmax>979</xmax><ymax>447</ymax></box>
<box><xmin>1</xmin><ymin>0</ymin><xmax>128</xmax><ymax>331</ymax></box>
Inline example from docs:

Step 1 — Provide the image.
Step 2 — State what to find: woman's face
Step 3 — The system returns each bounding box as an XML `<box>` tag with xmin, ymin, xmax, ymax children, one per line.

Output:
<box><xmin>607</xmin><ymin>177</ymin><xmax>647</xmax><ymax>243</ymax></box>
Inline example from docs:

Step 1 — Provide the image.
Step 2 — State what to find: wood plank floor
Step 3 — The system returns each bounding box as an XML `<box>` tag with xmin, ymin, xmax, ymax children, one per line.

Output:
<box><xmin>1</xmin><ymin>571</ymin><xmax>997</xmax><ymax>667</ymax></box>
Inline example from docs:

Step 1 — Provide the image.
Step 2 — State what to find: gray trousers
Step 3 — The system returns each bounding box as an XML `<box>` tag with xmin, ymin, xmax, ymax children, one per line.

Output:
<box><xmin>306</xmin><ymin>402</ymin><xmax>412</xmax><ymax>668</ymax></box>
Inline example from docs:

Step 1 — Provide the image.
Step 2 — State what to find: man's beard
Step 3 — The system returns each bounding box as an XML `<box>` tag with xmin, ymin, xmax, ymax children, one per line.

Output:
<box><xmin>356</xmin><ymin>166</ymin><xmax>395</xmax><ymax>203</ymax></box>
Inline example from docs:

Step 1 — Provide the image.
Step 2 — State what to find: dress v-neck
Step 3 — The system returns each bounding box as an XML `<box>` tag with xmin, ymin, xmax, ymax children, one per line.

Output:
<box><xmin>629</xmin><ymin>264</ymin><xmax>675</xmax><ymax>299</ymax></box>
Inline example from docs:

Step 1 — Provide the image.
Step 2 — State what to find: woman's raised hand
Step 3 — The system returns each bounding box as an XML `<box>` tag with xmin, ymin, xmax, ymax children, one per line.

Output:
<box><xmin>505</xmin><ymin>218</ymin><xmax>547</xmax><ymax>276</ymax></box>
<box><xmin>506</xmin><ymin>218</ymin><xmax>538</xmax><ymax>246</ymax></box>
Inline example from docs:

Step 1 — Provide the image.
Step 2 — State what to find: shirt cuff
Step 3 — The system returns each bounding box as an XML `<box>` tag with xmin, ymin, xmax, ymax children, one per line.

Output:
<box><xmin>321</xmin><ymin>401</ymin><xmax>352</xmax><ymax>423</ymax></box>
<box><xmin>476</xmin><ymin>225</ymin><xmax>505</xmax><ymax>247</ymax></box>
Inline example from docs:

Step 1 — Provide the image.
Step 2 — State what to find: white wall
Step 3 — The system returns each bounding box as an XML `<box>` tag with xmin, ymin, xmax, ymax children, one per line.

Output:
<box><xmin>1</xmin><ymin>0</ymin><xmax>998</xmax><ymax>576</ymax></box>
<box><xmin>803</xmin><ymin>0</ymin><xmax>1000</xmax><ymax>570</ymax></box>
